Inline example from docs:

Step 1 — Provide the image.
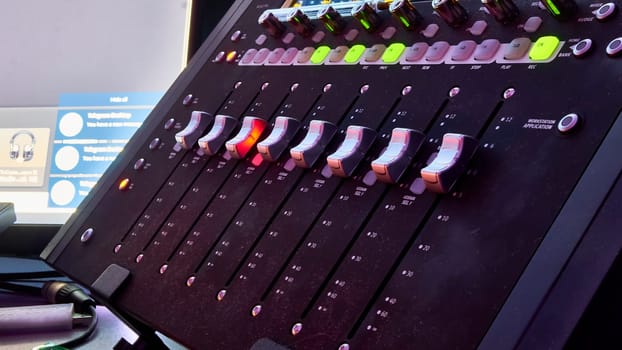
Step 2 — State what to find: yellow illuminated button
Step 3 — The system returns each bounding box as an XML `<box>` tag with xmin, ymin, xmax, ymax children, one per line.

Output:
<box><xmin>310</xmin><ymin>46</ymin><xmax>331</xmax><ymax>64</ymax></box>
<box><xmin>382</xmin><ymin>43</ymin><xmax>406</xmax><ymax>63</ymax></box>
<box><xmin>225</xmin><ymin>51</ymin><xmax>238</xmax><ymax>63</ymax></box>
<box><xmin>118</xmin><ymin>178</ymin><xmax>131</xmax><ymax>191</ymax></box>
<box><xmin>529</xmin><ymin>36</ymin><xmax>560</xmax><ymax>61</ymax></box>
<box><xmin>344</xmin><ymin>44</ymin><xmax>366</xmax><ymax>63</ymax></box>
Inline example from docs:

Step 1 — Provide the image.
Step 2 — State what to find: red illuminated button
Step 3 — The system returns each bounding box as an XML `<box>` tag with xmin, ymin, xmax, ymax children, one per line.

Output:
<box><xmin>225</xmin><ymin>116</ymin><xmax>267</xmax><ymax>159</ymax></box>
<box><xmin>198</xmin><ymin>115</ymin><xmax>238</xmax><ymax>155</ymax></box>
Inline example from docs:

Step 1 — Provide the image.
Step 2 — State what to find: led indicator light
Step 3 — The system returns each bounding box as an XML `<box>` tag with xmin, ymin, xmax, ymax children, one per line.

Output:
<box><xmin>400</xmin><ymin>16</ymin><xmax>410</xmax><ymax>28</ymax></box>
<box><xmin>226</xmin><ymin>51</ymin><xmax>238</xmax><ymax>63</ymax></box>
<box><xmin>545</xmin><ymin>0</ymin><xmax>561</xmax><ymax>15</ymax></box>
<box><xmin>118</xmin><ymin>178</ymin><xmax>131</xmax><ymax>191</ymax></box>
<box><xmin>360</xmin><ymin>19</ymin><xmax>371</xmax><ymax>31</ymax></box>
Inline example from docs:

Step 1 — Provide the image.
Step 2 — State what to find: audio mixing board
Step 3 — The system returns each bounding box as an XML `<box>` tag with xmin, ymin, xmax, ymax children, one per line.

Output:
<box><xmin>43</xmin><ymin>0</ymin><xmax>622</xmax><ymax>348</ymax></box>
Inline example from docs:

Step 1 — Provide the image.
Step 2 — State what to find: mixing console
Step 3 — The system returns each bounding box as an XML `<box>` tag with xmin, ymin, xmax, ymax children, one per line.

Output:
<box><xmin>43</xmin><ymin>0</ymin><xmax>622</xmax><ymax>349</ymax></box>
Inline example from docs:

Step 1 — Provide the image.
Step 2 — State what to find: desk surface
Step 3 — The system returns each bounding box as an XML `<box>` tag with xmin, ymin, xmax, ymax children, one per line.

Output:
<box><xmin>0</xmin><ymin>257</ymin><xmax>186</xmax><ymax>350</ymax></box>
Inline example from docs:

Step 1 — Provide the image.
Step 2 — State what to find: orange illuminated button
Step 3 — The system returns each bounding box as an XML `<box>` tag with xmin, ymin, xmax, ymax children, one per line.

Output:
<box><xmin>225</xmin><ymin>116</ymin><xmax>267</xmax><ymax>159</ymax></box>
<box><xmin>118</xmin><ymin>178</ymin><xmax>131</xmax><ymax>191</ymax></box>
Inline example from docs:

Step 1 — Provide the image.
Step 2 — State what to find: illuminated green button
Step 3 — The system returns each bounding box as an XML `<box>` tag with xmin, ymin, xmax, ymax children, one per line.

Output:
<box><xmin>382</xmin><ymin>43</ymin><xmax>406</xmax><ymax>63</ymax></box>
<box><xmin>310</xmin><ymin>46</ymin><xmax>331</xmax><ymax>64</ymax></box>
<box><xmin>529</xmin><ymin>36</ymin><xmax>560</xmax><ymax>61</ymax></box>
<box><xmin>344</xmin><ymin>44</ymin><xmax>366</xmax><ymax>64</ymax></box>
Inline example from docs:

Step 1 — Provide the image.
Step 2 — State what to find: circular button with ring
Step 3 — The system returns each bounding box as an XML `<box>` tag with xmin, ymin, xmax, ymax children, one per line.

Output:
<box><xmin>571</xmin><ymin>38</ymin><xmax>592</xmax><ymax>57</ymax></box>
<box><xmin>606</xmin><ymin>37</ymin><xmax>622</xmax><ymax>56</ymax></box>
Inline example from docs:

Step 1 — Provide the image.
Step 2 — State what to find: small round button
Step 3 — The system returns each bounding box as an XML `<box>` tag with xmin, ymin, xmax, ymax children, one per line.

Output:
<box><xmin>230</xmin><ymin>30</ymin><xmax>242</xmax><ymax>42</ymax></box>
<box><xmin>213</xmin><ymin>51</ymin><xmax>226</xmax><ymax>63</ymax></box>
<box><xmin>606</xmin><ymin>37</ymin><xmax>622</xmax><ymax>56</ymax></box>
<box><xmin>149</xmin><ymin>137</ymin><xmax>161</xmax><ymax>150</ymax></box>
<box><xmin>164</xmin><ymin>118</ymin><xmax>176</xmax><ymax>130</ymax></box>
<box><xmin>557</xmin><ymin>113</ymin><xmax>581</xmax><ymax>133</ymax></box>
<box><xmin>571</xmin><ymin>38</ymin><xmax>592</xmax><ymax>57</ymax></box>
<box><xmin>182</xmin><ymin>94</ymin><xmax>193</xmax><ymax>106</ymax></box>
<box><xmin>594</xmin><ymin>2</ymin><xmax>617</xmax><ymax>21</ymax></box>
<box><xmin>133</xmin><ymin>158</ymin><xmax>146</xmax><ymax>170</ymax></box>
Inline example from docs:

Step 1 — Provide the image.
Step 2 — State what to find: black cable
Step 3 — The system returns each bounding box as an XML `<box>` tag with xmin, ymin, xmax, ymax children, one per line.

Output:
<box><xmin>0</xmin><ymin>270</ymin><xmax>63</xmax><ymax>281</ymax></box>
<box><xmin>0</xmin><ymin>280</ymin><xmax>43</xmax><ymax>295</ymax></box>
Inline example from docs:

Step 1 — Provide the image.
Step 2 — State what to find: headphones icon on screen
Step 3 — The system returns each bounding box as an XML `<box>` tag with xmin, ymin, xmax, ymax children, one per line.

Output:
<box><xmin>9</xmin><ymin>130</ymin><xmax>36</xmax><ymax>162</ymax></box>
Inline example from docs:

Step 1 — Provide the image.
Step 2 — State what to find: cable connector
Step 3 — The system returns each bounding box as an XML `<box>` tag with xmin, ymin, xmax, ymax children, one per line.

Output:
<box><xmin>42</xmin><ymin>281</ymin><xmax>95</xmax><ymax>313</ymax></box>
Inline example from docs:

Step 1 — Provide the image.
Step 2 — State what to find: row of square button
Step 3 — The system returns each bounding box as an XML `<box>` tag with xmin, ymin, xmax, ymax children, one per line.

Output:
<box><xmin>235</xmin><ymin>36</ymin><xmax>562</xmax><ymax>67</ymax></box>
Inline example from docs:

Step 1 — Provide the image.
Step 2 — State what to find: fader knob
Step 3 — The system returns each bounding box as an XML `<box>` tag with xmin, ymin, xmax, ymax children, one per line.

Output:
<box><xmin>390</xmin><ymin>0</ymin><xmax>423</xmax><ymax>31</ymax></box>
<box><xmin>481</xmin><ymin>0</ymin><xmax>519</xmax><ymax>23</ymax></box>
<box><xmin>175</xmin><ymin>111</ymin><xmax>213</xmax><ymax>150</ymax></box>
<box><xmin>326</xmin><ymin>125</ymin><xmax>376</xmax><ymax>177</ymax></box>
<box><xmin>371</xmin><ymin>128</ymin><xmax>425</xmax><ymax>183</ymax></box>
<box><xmin>420</xmin><ymin>133</ymin><xmax>478</xmax><ymax>193</ymax></box>
<box><xmin>432</xmin><ymin>0</ymin><xmax>468</xmax><ymax>27</ymax></box>
<box><xmin>225</xmin><ymin>116</ymin><xmax>267</xmax><ymax>159</ymax></box>
<box><xmin>318</xmin><ymin>6</ymin><xmax>347</xmax><ymax>34</ymax></box>
<box><xmin>259</xmin><ymin>11</ymin><xmax>286</xmax><ymax>38</ymax></box>
<box><xmin>198</xmin><ymin>114</ymin><xmax>237</xmax><ymax>155</ymax></box>
<box><xmin>257</xmin><ymin>116</ymin><xmax>300</xmax><ymax>162</ymax></box>
<box><xmin>352</xmin><ymin>2</ymin><xmax>382</xmax><ymax>33</ymax></box>
<box><xmin>287</xmin><ymin>9</ymin><xmax>315</xmax><ymax>37</ymax></box>
<box><xmin>538</xmin><ymin>0</ymin><xmax>577</xmax><ymax>21</ymax></box>
<box><xmin>290</xmin><ymin>120</ymin><xmax>337</xmax><ymax>168</ymax></box>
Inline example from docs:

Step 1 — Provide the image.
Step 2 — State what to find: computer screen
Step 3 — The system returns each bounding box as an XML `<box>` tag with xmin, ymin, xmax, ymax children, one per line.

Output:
<box><xmin>0</xmin><ymin>1</ymin><xmax>192</xmax><ymax>224</ymax></box>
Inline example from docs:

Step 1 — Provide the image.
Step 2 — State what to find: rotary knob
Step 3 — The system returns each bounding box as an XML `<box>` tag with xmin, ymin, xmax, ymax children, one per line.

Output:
<box><xmin>432</xmin><ymin>0</ymin><xmax>468</xmax><ymax>27</ymax></box>
<box><xmin>390</xmin><ymin>0</ymin><xmax>423</xmax><ymax>31</ymax></box>
<box><xmin>287</xmin><ymin>8</ymin><xmax>315</xmax><ymax>37</ymax></box>
<box><xmin>481</xmin><ymin>0</ymin><xmax>519</xmax><ymax>23</ymax></box>
<box><xmin>318</xmin><ymin>6</ymin><xmax>347</xmax><ymax>34</ymax></box>
<box><xmin>258</xmin><ymin>11</ymin><xmax>286</xmax><ymax>38</ymax></box>
<box><xmin>352</xmin><ymin>2</ymin><xmax>383</xmax><ymax>33</ymax></box>
<box><xmin>539</xmin><ymin>0</ymin><xmax>577</xmax><ymax>21</ymax></box>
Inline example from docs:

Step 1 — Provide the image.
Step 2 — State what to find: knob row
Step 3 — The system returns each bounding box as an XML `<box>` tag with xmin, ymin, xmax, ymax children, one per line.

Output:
<box><xmin>259</xmin><ymin>0</ymin><xmax>591</xmax><ymax>40</ymax></box>
<box><xmin>173</xmin><ymin>112</ymin><xmax>477</xmax><ymax>193</ymax></box>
